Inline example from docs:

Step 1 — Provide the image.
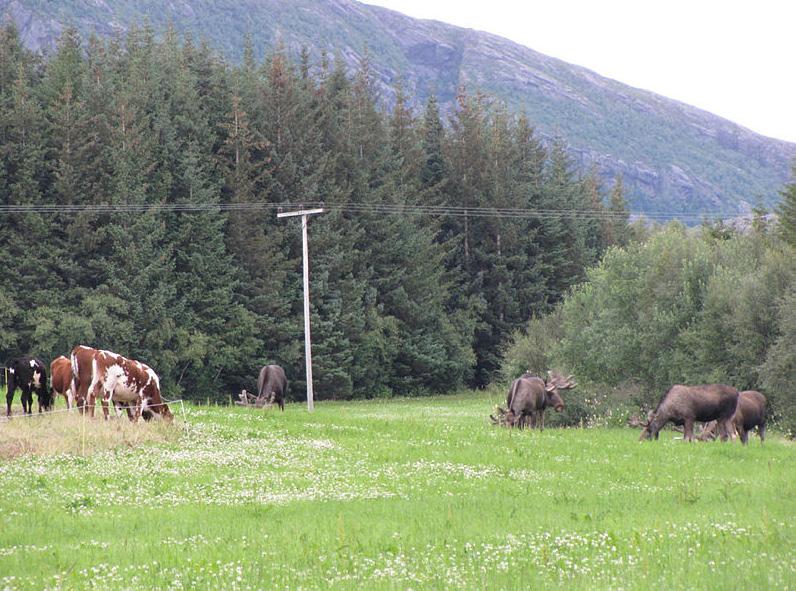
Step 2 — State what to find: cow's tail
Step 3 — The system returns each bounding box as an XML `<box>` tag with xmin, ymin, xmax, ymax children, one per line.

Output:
<box><xmin>70</xmin><ymin>350</ymin><xmax>79</xmax><ymax>379</ymax></box>
<box><xmin>70</xmin><ymin>350</ymin><xmax>80</xmax><ymax>408</ymax></box>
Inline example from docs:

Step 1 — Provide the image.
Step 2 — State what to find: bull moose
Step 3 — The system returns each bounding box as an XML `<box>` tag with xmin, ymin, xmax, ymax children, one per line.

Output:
<box><xmin>503</xmin><ymin>371</ymin><xmax>576</xmax><ymax>429</ymax></box>
<box><xmin>640</xmin><ymin>384</ymin><xmax>739</xmax><ymax>442</ymax></box>
<box><xmin>251</xmin><ymin>364</ymin><xmax>288</xmax><ymax>411</ymax></box>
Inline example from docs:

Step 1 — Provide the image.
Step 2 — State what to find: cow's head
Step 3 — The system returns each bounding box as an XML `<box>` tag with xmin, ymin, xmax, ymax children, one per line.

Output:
<box><xmin>154</xmin><ymin>403</ymin><xmax>174</xmax><ymax>422</ymax></box>
<box><xmin>544</xmin><ymin>371</ymin><xmax>576</xmax><ymax>412</ymax></box>
<box><xmin>40</xmin><ymin>389</ymin><xmax>54</xmax><ymax>411</ymax></box>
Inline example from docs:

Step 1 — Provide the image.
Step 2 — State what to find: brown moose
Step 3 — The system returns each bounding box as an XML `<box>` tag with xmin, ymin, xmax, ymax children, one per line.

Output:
<box><xmin>700</xmin><ymin>390</ymin><xmax>767</xmax><ymax>444</ymax></box>
<box><xmin>498</xmin><ymin>371</ymin><xmax>576</xmax><ymax>430</ymax></box>
<box><xmin>640</xmin><ymin>384</ymin><xmax>739</xmax><ymax>442</ymax></box>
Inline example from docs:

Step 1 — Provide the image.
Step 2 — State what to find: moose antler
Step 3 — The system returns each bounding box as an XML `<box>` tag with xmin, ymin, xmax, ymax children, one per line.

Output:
<box><xmin>547</xmin><ymin>371</ymin><xmax>577</xmax><ymax>390</ymax></box>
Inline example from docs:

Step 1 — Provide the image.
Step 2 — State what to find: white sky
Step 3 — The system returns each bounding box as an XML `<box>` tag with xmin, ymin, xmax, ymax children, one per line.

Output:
<box><xmin>364</xmin><ymin>0</ymin><xmax>796</xmax><ymax>143</ymax></box>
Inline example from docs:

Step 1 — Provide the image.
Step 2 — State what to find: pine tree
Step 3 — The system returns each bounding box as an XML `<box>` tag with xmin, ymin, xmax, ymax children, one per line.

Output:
<box><xmin>420</xmin><ymin>94</ymin><xmax>445</xmax><ymax>190</ymax></box>
<box><xmin>606</xmin><ymin>174</ymin><xmax>630</xmax><ymax>247</ymax></box>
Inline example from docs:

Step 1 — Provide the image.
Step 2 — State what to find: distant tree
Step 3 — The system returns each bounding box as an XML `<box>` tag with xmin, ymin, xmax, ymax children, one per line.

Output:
<box><xmin>776</xmin><ymin>161</ymin><xmax>796</xmax><ymax>247</ymax></box>
<box><xmin>420</xmin><ymin>94</ymin><xmax>445</xmax><ymax>190</ymax></box>
<box><xmin>604</xmin><ymin>174</ymin><xmax>630</xmax><ymax>247</ymax></box>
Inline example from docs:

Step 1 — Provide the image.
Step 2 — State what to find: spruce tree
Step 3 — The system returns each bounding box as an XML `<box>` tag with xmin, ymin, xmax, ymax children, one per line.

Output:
<box><xmin>606</xmin><ymin>174</ymin><xmax>630</xmax><ymax>247</ymax></box>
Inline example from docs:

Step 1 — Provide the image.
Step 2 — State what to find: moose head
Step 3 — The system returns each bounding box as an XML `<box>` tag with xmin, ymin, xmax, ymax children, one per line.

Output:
<box><xmin>544</xmin><ymin>371</ymin><xmax>577</xmax><ymax>412</ymax></box>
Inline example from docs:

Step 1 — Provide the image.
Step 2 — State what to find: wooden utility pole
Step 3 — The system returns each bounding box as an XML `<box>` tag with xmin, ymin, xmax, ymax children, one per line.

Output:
<box><xmin>277</xmin><ymin>207</ymin><xmax>325</xmax><ymax>411</ymax></box>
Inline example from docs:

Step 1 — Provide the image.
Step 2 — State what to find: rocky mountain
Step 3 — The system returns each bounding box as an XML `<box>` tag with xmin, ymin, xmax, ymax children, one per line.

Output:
<box><xmin>3</xmin><ymin>0</ymin><xmax>795</xmax><ymax>215</ymax></box>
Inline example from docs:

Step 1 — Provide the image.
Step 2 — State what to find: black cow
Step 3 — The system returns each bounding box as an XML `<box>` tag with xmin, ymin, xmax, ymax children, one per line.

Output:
<box><xmin>256</xmin><ymin>365</ymin><xmax>288</xmax><ymax>411</ymax></box>
<box><xmin>6</xmin><ymin>357</ymin><xmax>51</xmax><ymax>416</ymax></box>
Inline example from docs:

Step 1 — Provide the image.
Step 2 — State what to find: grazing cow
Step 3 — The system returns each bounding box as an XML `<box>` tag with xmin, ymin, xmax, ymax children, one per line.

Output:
<box><xmin>70</xmin><ymin>345</ymin><xmax>99</xmax><ymax>412</ymax></box>
<box><xmin>6</xmin><ymin>357</ymin><xmax>51</xmax><ymax>416</ymax></box>
<box><xmin>640</xmin><ymin>384</ymin><xmax>739</xmax><ymax>442</ymax></box>
<box><xmin>50</xmin><ymin>355</ymin><xmax>74</xmax><ymax>409</ymax></box>
<box><xmin>70</xmin><ymin>346</ymin><xmax>172</xmax><ymax>421</ymax></box>
<box><xmin>256</xmin><ymin>365</ymin><xmax>288</xmax><ymax>411</ymax></box>
<box><xmin>505</xmin><ymin>371</ymin><xmax>576</xmax><ymax>429</ymax></box>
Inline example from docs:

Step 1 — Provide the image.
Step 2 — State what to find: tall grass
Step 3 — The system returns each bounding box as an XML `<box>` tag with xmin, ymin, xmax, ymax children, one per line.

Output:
<box><xmin>0</xmin><ymin>392</ymin><xmax>793</xmax><ymax>589</ymax></box>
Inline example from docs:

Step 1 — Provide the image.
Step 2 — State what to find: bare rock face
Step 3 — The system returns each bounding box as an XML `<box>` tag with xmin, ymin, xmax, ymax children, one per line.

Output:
<box><xmin>3</xmin><ymin>0</ymin><xmax>795</xmax><ymax>216</ymax></box>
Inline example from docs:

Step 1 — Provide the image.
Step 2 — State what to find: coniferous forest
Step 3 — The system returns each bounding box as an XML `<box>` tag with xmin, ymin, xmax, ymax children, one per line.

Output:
<box><xmin>0</xmin><ymin>23</ymin><xmax>634</xmax><ymax>401</ymax></box>
<box><xmin>4</xmin><ymin>22</ymin><xmax>794</xmax><ymax>423</ymax></box>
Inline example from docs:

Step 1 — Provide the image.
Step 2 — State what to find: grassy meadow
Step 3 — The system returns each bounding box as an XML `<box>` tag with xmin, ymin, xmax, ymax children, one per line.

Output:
<box><xmin>0</xmin><ymin>390</ymin><xmax>794</xmax><ymax>590</ymax></box>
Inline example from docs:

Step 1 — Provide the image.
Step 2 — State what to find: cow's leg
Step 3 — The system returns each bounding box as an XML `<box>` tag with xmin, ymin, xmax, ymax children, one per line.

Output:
<box><xmin>86</xmin><ymin>381</ymin><xmax>103</xmax><ymax>419</ymax></box>
<box><xmin>132</xmin><ymin>397</ymin><xmax>144</xmax><ymax>423</ymax></box>
<box><xmin>22</xmin><ymin>387</ymin><xmax>33</xmax><ymax>415</ymax></box>
<box><xmin>684</xmin><ymin>419</ymin><xmax>695</xmax><ymax>442</ymax></box>
<box><xmin>5</xmin><ymin>389</ymin><xmax>13</xmax><ymax>417</ymax></box>
<box><xmin>100</xmin><ymin>389</ymin><xmax>113</xmax><ymax>420</ymax></box>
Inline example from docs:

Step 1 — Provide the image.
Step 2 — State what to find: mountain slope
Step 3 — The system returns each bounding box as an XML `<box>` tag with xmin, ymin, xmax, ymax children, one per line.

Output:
<box><xmin>3</xmin><ymin>0</ymin><xmax>795</xmax><ymax>215</ymax></box>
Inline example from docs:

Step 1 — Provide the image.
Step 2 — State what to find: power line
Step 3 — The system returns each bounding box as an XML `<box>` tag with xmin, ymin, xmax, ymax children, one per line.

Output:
<box><xmin>0</xmin><ymin>200</ymin><xmax>746</xmax><ymax>223</ymax></box>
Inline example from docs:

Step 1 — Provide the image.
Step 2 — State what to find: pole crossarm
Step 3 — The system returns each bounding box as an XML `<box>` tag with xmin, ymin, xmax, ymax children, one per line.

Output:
<box><xmin>276</xmin><ymin>208</ymin><xmax>325</xmax><ymax>218</ymax></box>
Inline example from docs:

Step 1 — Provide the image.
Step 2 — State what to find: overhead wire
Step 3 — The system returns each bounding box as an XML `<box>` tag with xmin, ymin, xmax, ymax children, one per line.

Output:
<box><xmin>0</xmin><ymin>200</ymin><xmax>744</xmax><ymax>223</ymax></box>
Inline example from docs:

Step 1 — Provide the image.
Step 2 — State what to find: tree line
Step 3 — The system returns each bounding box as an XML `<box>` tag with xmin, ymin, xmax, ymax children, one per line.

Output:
<box><xmin>0</xmin><ymin>23</ymin><xmax>630</xmax><ymax>401</ymax></box>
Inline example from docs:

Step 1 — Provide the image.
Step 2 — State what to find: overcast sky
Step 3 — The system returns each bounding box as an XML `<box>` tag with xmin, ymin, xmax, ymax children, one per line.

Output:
<box><xmin>364</xmin><ymin>0</ymin><xmax>796</xmax><ymax>143</ymax></box>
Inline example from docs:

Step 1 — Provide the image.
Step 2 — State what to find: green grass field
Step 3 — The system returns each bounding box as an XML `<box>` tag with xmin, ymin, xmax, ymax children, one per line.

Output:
<box><xmin>1</xmin><ymin>391</ymin><xmax>794</xmax><ymax>589</ymax></box>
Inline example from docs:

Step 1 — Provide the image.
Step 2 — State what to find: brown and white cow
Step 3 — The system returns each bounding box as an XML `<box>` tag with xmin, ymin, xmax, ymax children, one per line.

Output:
<box><xmin>50</xmin><ymin>355</ymin><xmax>74</xmax><ymax>409</ymax></box>
<box><xmin>70</xmin><ymin>345</ymin><xmax>98</xmax><ymax>412</ymax></box>
<box><xmin>70</xmin><ymin>346</ymin><xmax>172</xmax><ymax>422</ymax></box>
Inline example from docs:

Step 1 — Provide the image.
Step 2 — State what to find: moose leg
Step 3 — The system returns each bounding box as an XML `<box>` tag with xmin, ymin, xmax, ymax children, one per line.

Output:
<box><xmin>538</xmin><ymin>411</ymin><xmax>545</xmax><ymax>431</ymax></box>
<box><xmin>758</xmin><ymin>422</ymin><xmax>766</xmax><ymax>444</ymax></box>
<box><xmin>683</xmin><ymin>419</ymin><xmax>695</xmax><ymax>442</ymax></box>
<box><xmin>718</xmin><ymin>418</ymin><xmax>732</xmax><ymax>442</ymax></box>
<box><xmin>737</xmin><ymin>425</ymin><xmax>749</xmax><ymax>445</ymax></box>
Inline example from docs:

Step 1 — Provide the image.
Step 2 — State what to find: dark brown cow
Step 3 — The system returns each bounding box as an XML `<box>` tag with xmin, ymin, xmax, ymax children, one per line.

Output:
<box><xmin>50</xmin><ymin>355</ymin><xmax>74</xmax><ymax>409</ymax></box>
<box><xmin>70</xmin><ymin>346</ymin><xmax>172</xmax><ymax>421</ymax></box>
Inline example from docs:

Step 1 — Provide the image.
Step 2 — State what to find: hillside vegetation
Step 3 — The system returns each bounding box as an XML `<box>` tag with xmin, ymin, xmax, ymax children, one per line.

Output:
<box><xmin>0</xmin><ymin>398</ymin><xmax>794</xmax><ymax>589</ymax></box>
<box><xmin>4</xmin><ymin>0</ymin><xmax>795</xmax><ymax>214</ymax></box>
<box><xmin>503</xmin><ymin>221</ymin><xmax>796</xmax><ymax>433</ymax></box>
